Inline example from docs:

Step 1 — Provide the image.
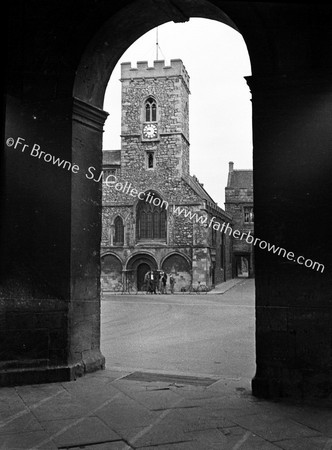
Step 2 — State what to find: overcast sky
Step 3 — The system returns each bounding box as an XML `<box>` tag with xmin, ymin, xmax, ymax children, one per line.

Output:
<box><xmin>103</xmin><ymin>18</ymin><xmax>252</xmax><ymax>207</ymax></box>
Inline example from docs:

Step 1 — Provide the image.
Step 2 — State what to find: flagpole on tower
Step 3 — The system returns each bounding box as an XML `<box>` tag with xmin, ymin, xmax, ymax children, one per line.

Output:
<box><xmin>156</xmin><ymin>27</ymin><xmax>159</xmax><ymax>60</ymax></box>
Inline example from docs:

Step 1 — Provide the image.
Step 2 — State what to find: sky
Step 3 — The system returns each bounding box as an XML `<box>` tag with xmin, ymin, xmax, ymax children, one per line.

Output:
<box><xmin>102</xmin><ymin>18</ymin><xmax>252</xmax><ymax>207</ymax></box>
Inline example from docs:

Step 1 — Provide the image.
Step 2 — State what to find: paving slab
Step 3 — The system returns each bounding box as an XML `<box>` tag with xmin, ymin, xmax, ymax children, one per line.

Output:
<box><xmin>0</xmin><ymin>430</ymin><xmax>59</xmax><ymax>449</ymax></box>
<box><xmin>126</xmin><ymin>387</ymin><xmax>184</xmax><ymax>411</ymax></box>
<box><xmin>283</xmin><ymin>406</ymin><xmax>332</xmax><ymax>437</ymax></box>
<box><xmin>14</xmin><ymin>384</ymin><xmax>66</xmax><ymax>406</ymax></box>
<box><xmin>96</xmin><ymin>394</ymin><xmax>160</xmax><ymax>430</ymax></box>
<box><xmin>233</xmin><ymin>412</ymin><xmax>321</xmax><ymax>442</ymax></box>
<box><xmin>0</xmin><ymin>410</ymin><xmax>43</xmax><ymax>435</ymax></box>
<box><xmin>31</xmin><ymin>393</ymin><xmax>91</xmax><ymax>422</ymax></box>
<box><xmin>275</xmin><ymin>436</ymin><xmax>332</xmax><ymax>450</ymax></box>
<box><xmin>186</xmin><ymin>427</ymin><xmax>282</xmax><ymax>449</ymax></box>
<box><xmin>125</xmin><ymin>419</ymin><xmax>194</xmax><ymax>448</ymax></box>
<box><xmin>39</xmin><ymin>416</ymin><xmax>121</xmax><ymax>448</ymax></box>
<box><xmin>0</xmin><ymin>372</ymin><xmax>332</xmax><ymax>450</ymax></box>
<box><xmin>0</xmin><ymin>389</ymin><xmax>31</xmax><ymax>417</ymax></box>
<box><xmin>168</xmin><ymin>407</ymin><xmax>236</xmax><ymax>431</ymax></box>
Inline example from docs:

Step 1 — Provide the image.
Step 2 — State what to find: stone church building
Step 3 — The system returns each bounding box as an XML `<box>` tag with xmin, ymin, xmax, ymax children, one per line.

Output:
<box><xmin>101</xmin><ymin>59</ymin><xmax>233</xmax><ymax>292</ymax></box>
<box><xmin>225</xmin><ymin>161</ymin><xmax>254</xmax><ymax>278</ymax></box>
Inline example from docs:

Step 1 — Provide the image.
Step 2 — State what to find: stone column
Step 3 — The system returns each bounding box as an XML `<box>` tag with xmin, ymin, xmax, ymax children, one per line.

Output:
<box><xmin>0</xmin><ymin>96</ymin><xmax>108</xmax><ymax>385</ymax></box>
<box><xmin>69</xmin><ymin>98</ymin><xmax>109</xmax><ymax>373</ymax></box>
<box><xmin>247</xmin><ymin>71</ymin><xmax>332</xmax><ymax>399</ymax></box>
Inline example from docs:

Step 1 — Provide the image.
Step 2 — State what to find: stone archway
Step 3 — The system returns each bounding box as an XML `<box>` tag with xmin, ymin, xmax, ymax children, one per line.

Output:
<box><xmin>101</xmin><ymin>253</ymin><xmax>123</xmax><ymax>291</ymax></box>
<box><xmin>161</xmin><ymin>253</ymin><xmax>191</xmax><ymax>293</ymax></box>
<box><xmin>137</xmin><ymin>263</ymin><xmax>151</xmax><ymax>291</ymax></box>
<box><xmin>70</xmin><ymin>2</ymin><xmax>332</xmax><ymax>399</ymax></box>
<box><xmin>126</xmin><ymin>253</ymin><xmax>158</xmax><ymax>291</ymax></box>
<box><xmin>3</xmin><ymin>0</ymin><xmax>332</xmax><ymax>400</ymax></box>
<box><xmin>69</xmin><ymin>0</ymin><xmax>262</xmax><ymax>384</ymax></box>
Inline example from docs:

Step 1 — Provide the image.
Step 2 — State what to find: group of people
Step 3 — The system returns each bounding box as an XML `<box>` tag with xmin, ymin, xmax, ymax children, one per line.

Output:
<box><xmin>144</xmin><ymin>270</ymin><xmax>175</xmax><ymax>294</ymax></box>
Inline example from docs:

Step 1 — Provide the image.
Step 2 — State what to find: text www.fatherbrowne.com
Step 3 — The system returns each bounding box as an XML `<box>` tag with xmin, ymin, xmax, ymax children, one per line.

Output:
<box><xmin>101</xmin><ymin>173</ymin><xmax>324</xmax><ymax>273</ymax></box>
<box><xmin>6</xmin><ymin>136</ymin><xmax>325</xmax><ymax>273</ymax></box>
<box><xmin>171</xmin><ymin>205</ymin><xmax>324</xmax><ymax>273</ymax></box>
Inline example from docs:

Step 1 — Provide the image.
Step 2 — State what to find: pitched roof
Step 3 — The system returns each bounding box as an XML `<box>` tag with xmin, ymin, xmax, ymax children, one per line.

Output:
<box><xmin>102</xmin><ymin>150</ymin><xmax>121</xmax><ymax>166</ymax></box>
<box><xmin>227</xmin><ymin>170</ymin><xmax>253</xmax><ymax>189</ymax></box>
<box><xmin>183</xmin><ymin>175</ymin><xmax>232</xmax><ymax>220</ymax></box>
<box><xmin>184</xmin><ymin>174</ymin><xmax>216</xmax><ymax>204</ymax></box>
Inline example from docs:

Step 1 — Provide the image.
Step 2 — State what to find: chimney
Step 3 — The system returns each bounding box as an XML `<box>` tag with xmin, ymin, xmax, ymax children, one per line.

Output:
<box><xmin>229</xmin><ymin>161</ymin><xmax>234</xmax><ymax>172</ymax></box>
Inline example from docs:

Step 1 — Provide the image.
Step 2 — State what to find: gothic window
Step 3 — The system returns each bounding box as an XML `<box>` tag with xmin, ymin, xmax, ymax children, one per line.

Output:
<box><xmin>145</xmin><ymin>97</ymin><xmax>157</xmax><ymax>122</ymax></box>
<box><xmin>136</xmin><ymin>193</ymin><xmax>166</xmax><ymax>240</ymax></box>
<box><xmin>114</xmin><ymin>216</ymin><xmax>124</xmax><ymax>245</ymax></box>
<box><xmin>244</xmin><ymin>206</ymin><xmax>254</xmax><ymax>223</ymax></box>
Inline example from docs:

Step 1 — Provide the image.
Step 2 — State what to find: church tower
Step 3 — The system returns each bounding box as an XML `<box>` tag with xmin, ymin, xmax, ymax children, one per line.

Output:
<box><xmin>101</xmin><ymin>57</ymin><xmax>232</xmax><ymax>294</ymax></box>
<box><xmin>120</xmin><ymin>59</ymin><xmax>190</xmax><ymax>188</ymax></box>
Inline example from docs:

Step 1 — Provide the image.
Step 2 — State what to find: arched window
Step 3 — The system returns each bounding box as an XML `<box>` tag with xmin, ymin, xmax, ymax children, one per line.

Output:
<box><xmin>114</xmin><ymin>216</ymin><xmax>124</xmax><ymax>245</ymax></box>
<box><xmin>145</xmin><ymin>97</ymin><xmax>157</xmax><ymax>122</ymax></box>
<box><xmin>136</xmin><ymin>193</ymin><xmax>166</xmax><ymax>240</ymax></box>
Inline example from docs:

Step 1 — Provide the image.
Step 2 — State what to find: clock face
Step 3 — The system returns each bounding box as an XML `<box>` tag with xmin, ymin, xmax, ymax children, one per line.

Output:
<box><xmin>143</xmin><ymin>123</ymin><xmax>158</xmax><ymax>139</ymax></box>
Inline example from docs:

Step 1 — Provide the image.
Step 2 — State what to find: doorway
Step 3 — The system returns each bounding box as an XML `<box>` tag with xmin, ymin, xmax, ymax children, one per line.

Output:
<box><xmin>235</xmin><ymin>255</ymin><xmax>250</xmax><ymax>278</ymax></box>
<box><xmin>137</xmin><ymin>263</ymin><xmax>150</xmax><ymax>291</ymax></box>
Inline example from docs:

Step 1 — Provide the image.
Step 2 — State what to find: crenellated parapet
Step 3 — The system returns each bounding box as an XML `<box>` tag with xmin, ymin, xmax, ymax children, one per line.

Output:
<box><xmin>121</xmin><ymin>59</ymin><xmax>190</xmax><ymax>92</ymax></box>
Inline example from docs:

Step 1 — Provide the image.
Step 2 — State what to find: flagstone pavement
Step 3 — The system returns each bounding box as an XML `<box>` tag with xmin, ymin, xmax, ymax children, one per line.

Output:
<box><xmin>0</xmin><ymin>367</ymin><xmax>331</xmax><ymax>450</ymax></box>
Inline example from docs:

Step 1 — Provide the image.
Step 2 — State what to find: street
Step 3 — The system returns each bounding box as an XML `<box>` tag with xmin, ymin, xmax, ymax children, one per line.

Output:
<box><xmin>4</xmin><ymin>278</ymin><xmax>332</xmax><ymax>450</ymax></box>
<box><xmin>101</xmin><ymin>278</ymin><xmax>255</xmax><ymax>383</ymax></box>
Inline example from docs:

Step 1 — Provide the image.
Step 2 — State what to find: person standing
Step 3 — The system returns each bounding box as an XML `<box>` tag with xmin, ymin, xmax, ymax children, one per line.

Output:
<box><xmin>144</xmin><ymin>270</ymin><xmax>150</xmax><ymax>294</ymax></box>
<box><xmin>160</xmin><ymin>271</ymin><xmax>167</xmax><ymax>294</ymax></box>
<box><xmin>152</xmin><ymin>270</ymin><xmax>159</xmax><ymax>294</ymax></box>
<box><xmin>169</xmin><ymin>273</ymin><xmax>175</xmax><ymax>294</ymax></box>
<box><xmin>158</xmin><ymin>271</ymin><xmax>163</xmax><ymax>294</ymax></box>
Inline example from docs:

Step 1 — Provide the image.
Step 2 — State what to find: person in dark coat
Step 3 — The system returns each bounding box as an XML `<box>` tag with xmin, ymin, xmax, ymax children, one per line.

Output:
<box><xmin>160</xmin><ymin>271</ymin><xmax>167</xmax><ymax>294</ymax></box>
<box><xmin>169</xmin><ymin>273</ymin><xmax>175</xmax><ymax>294</ymax></box>
<box><xmin>144</xmin><ymin>270</ymin><xmax>151</xmax><ymax>294</ymax></box>
<box><xmin>151</xmin><ymin>270</ymin><xmax>159</xmax><ymax>294</ymax></box>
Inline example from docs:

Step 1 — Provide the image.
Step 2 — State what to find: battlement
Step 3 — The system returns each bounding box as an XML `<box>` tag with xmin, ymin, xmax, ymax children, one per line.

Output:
<box><xmin>121</xmin><ymin>59</ymin><xmax>190</xmax><ymax>91</ymax></box>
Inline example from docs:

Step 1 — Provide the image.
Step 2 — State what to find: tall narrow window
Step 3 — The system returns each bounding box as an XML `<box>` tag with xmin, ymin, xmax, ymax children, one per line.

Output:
<box><xmin>212</xmin><ymin>227</ymin><xmax>217</xmax><ymax>247</ymax></box>
<box><xmin>147</xmin><ymin>152</ymin><xmax>154</xmax><ymax>169</ymax></box>
<box><xmin>244</xmin><ymin>206</ymin><xmax>254</xmax><ymax>223</ymax></box>
<box><xmin>160</xmin><ymin>210</ymin><xmax>166</xmax><ymax>237</ymax></box>
<box><xmin>136</xmin><ymin>192</ymin><xmax>167</xmax><ymax>241</ymax></box>
<box><xmin>145</xmin><ymin>97</ymin><xmax>157</xmax><ymax>122</ymax></box>
<box><xmin>184</xmin><ymin>101</ymin><xmax>189</xmax><ymax>117</ymax></box>
<box><xmin>114</xmin><ymin>216</ymin><xmax>124</xmax><ymax>245</ymax></box>
<box><xmin>220</xmin><ymin>232</ymin><xmax>224</xmax><ymax>268</ymax></box>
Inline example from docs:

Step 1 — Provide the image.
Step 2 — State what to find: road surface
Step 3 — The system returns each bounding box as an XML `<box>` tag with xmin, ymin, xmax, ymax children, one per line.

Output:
<box><xmin>101</xmin><ymin>278</ymin><xmax>255</xmax><ymax>383</ymax></box>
